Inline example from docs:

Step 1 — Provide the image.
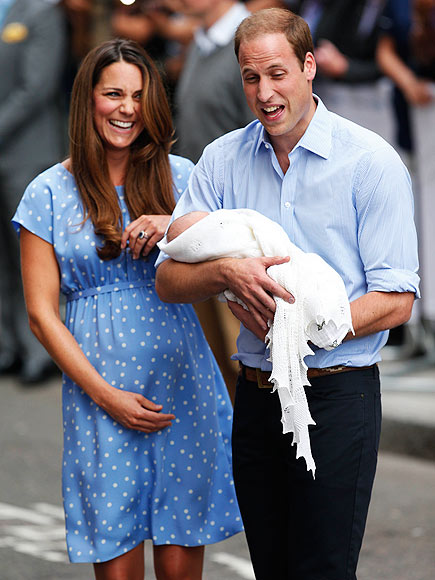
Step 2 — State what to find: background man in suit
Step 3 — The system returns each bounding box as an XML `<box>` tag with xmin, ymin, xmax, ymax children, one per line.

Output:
<box><xmin>174</xmin><ymin>0</ymin><xmax>255</xmax><ymax>163</ymax></box>
<box><xmin>0</xmin><ymin>0</ymin><xmax>67</xmax><ymax>383</ymax></box>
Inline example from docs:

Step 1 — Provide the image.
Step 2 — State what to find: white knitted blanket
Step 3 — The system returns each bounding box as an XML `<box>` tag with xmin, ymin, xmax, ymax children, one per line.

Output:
<box><xmin>158</xmin><ymin>209</ymin><xmax>354</xmax><ymax>475</ymax></box>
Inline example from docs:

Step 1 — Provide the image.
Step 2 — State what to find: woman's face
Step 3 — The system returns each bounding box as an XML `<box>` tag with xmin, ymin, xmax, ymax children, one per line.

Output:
<box><xmin>93</xmin><ymin>60</ymin><xmax>145</xmax><ymax>153</ymax></box>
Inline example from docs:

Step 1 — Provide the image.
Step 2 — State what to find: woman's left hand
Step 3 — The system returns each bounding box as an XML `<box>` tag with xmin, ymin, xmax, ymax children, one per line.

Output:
<box><xmin>121</xmin><ymin>214</ymin><xmax>171</xmax><ymax>259</ymax></box>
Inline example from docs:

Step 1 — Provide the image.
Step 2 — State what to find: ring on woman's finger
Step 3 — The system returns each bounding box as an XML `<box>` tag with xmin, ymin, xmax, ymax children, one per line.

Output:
<box><xmin>138</xmin><ymin>230</ymin><xmax>149</xmax><ymax>240</ymax></box>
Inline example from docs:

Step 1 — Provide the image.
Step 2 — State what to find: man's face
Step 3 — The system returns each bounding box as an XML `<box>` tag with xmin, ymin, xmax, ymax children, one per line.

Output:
<box><xmin>239</xmin><ymin>33</ymin><xmax>316</xmax><ymax>151</ymax></box>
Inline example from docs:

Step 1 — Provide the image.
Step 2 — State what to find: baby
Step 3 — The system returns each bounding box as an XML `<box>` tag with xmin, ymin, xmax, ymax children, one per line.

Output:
<box><xmin>165</xmin><ymin>210</ymin><xmax>264</xmax><ymax>261</ymax></box>
<box><xmin>165</xmin><ymin>210</ymin><xmax>266</xmax><ymax>311</ymax></box>
<box><xmin>159</xmin><ymin>208</ymin><xmax>354</xmax><ymax>476</ymax></box>
<box><xmin>162</xmin><ymin>209</ymin><xmax>352</xmax><ymax>343</ymax></box>
<box><xmin>166</xmin><ymin>211</ymin><xmax>210</xmax><ymax>244</ymax></box>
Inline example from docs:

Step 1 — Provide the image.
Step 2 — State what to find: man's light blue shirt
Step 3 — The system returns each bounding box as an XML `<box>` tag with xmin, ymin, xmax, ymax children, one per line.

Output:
<box><xmin>158</xmin><ymin>97</ymin><xmax>420</xmax><ymax>369</ymax></box>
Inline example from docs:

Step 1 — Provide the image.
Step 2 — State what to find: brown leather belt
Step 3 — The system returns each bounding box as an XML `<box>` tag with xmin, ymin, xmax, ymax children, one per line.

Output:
<box><xmin>239</xmin><ymin>362</ymin><xmax>375</xmax><ymax>389</ymax></box>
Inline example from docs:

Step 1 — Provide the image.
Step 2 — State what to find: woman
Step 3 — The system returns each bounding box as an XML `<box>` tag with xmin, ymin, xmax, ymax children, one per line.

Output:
<box><xmin>12</xmin><ymin>39</ymin><xmax>242</xmax><ymax>579</ymax></box>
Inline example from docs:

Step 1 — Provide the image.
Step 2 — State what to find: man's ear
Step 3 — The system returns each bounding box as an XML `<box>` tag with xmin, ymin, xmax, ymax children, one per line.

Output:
<box><xmin>304</xmin><ymin>52</ymin><xmax>316</xmax><ymax>81</ymax></box>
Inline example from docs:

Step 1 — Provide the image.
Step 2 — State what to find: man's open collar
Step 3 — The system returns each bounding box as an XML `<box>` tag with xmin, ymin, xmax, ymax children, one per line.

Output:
<box><xmin>298</xmin><ymin>96</ymin><xmax>332</xmax><ymax>159</ymax></box>
<box><xmin>255</xmin><ymin>95</ymin><xmax>332</xmax><ymax>159</ymax></box>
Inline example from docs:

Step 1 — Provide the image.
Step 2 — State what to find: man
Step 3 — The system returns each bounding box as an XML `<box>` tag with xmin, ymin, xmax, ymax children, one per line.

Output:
<box><xmin>174</xmin><ymin>0</ymin><xmax>255</xmax><ymax>163</ymax></box>
<box><xmin>156</xmin><ymin>8</ymin><xmax>419</xmax><ymax>579</ymax></box>
<box><xmin>0</xmin><ymin>0</ymin><xmax>66</xmax><ymax>383</ymax></box>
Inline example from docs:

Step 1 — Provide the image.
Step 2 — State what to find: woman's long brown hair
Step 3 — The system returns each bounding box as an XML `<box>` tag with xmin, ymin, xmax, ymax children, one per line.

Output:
<box><xmin>69</xmin><ymin>39</ymin><xmax>175</xmax><ymax>260</ymax></box>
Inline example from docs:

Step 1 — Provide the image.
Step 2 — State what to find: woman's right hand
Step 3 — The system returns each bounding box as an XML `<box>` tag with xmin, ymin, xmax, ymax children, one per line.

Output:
<box><xmin>121</xmin><ymin>214</ymin><xmax>171</xmax><ymax>259</ymax></box>
<box><xmin>102</xmin><ymin>388</ymin><xmax>175</xmax><ymax>433</ymax></box>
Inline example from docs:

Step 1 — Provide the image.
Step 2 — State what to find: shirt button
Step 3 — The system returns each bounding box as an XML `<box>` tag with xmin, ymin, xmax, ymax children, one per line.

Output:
<box><xmin>284</xmin><ymin>202</ymin><xmax>291</xmax><ymax>209</ymax></box>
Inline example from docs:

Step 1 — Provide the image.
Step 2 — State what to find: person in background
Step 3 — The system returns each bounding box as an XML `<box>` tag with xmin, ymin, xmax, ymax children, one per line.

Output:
<box><xmin>377</xmin><ymin>0</ymin><xmax>435</xmax><ymax>358</ymax></box>
<box><xmin>60</xmin><ymin>0</ymin><xmax>95</xmax><ymax>96</ymax></box>
<box><xmin>174</xmin><ymin>0</ymin><xmax>255</xmax><ymax>163</ymax></box>
<box><xmin>156</xmin><ymin>8</ymin><xmax>419</xmax><ymax>579</ymax></box>
<box><xmin>296</xmin><ymin>0</ymin><xmax>385</xmax><ymax>84</ymax></box>
<box><xmin>12</xmin><ymin>38</ymin><xmax>242</xmax><ymax>578</ymax></box>
<box><xmin>0</xmin><ymin>0</ymin><xmax>67</xmax><ymax>384</ymax></box>
<box><xmin>111</xmin><ymin>0</ymin><xmax>200</xmax><ymax>105</ymax></box>
<box><xmin>290</xmin><ymin>0</ymin><xmax>396</xmax><ymax>143</ymax></box>
<box><xmin>377</xmin><ymin>0</ymin><xmax>432</xmax><ymax>144</ymax></box>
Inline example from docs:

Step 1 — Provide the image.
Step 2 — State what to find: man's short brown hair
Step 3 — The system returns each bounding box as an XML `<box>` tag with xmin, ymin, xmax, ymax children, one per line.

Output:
<box><xmin>234</xmin><ymin>8</ymin><xmax>314</xmax><ymax>71</ymax></box>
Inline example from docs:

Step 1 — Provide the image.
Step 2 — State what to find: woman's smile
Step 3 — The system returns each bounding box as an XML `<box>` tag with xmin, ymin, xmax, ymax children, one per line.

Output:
<box><xmin>93</xmin><ymin>60</ymin><xmax>145</xmax><ymax>153</ymax></box>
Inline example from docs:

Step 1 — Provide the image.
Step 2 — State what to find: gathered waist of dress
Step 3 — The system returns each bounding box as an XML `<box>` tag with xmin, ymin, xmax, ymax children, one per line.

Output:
<box><xmin>66</xmin><ymin>279</ymin><xmax>154</xmax><ymax>302</ymax></box>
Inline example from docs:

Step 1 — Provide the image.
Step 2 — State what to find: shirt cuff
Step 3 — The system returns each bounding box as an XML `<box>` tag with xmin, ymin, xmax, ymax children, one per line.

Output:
<box><xmin>366</xmin><ymin>268</ymin><xmax>421</xmax><ymax>299</ymax></box>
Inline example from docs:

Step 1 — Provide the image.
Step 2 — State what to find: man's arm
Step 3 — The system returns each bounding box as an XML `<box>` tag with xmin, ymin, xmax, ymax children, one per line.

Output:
<box><xmin>156</xmin><ymin>259</ymin><xmax>230</xmax><ymax>303</ymax></box>
<box><xmin>376</xmin><ymin>35</ymin><xmax>432</xmax><ymax>106</ymax></box>
<box><xmin>347</xmin><ymin>291</ymin><xmax>415</xmax><ymax>340</ymax></box>
<box><xmin>228</xmin><ymin>290</ymin><xmax>415</xmax><ymax>343</ymax></box>
<box><xmin>155</xmin><ymin>255</ymin><xmax>293</xmax><ymax>331</ymax></box>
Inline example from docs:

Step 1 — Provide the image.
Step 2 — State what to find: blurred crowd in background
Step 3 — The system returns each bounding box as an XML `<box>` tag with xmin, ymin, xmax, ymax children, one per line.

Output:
<box><xmin>1</xmin><ymin>0</ymin><xmax>434</xmax><ymax>386</ymax></box>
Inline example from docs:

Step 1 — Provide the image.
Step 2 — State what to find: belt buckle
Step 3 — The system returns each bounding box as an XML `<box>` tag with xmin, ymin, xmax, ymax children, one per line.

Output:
<box><xmin>325</xmin><ymin>365</ymin><xmax>347</xmax><ymax>374</ymax></box>
<box><xmin>256</xmin><ymin>367</ymin><xmax>272</xmax><ymax>389</ymax></box>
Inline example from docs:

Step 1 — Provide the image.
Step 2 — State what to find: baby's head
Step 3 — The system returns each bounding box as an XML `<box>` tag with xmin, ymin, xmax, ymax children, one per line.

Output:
<box><xmin>166</xmin><ymin>211</ymin><xmax>210</xmax><ymax>243</ymax></box>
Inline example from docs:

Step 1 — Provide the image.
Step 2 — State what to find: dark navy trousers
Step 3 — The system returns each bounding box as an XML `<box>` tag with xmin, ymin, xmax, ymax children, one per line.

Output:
<box><xmin>232</xmin><ymin>366</ymin><xmax>381</xmax><ymax>580</ymax></box>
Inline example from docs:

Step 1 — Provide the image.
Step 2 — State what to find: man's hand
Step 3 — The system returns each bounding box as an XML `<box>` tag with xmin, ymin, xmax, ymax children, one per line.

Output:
<box><xmin>227</xmin><ymin>300</ymin><xmax>269</xmax><ymax>341</ymax></box>
<box><xmin>222</xmin><ymin>256</ymin><xmax>294</xmax><ymax>331</ymax></box>
<box><xmin>315</xmin><ymin>39</ymin><xmax>349</xmax><ymax>78</ymax></box>
<box><xmin>403</xmin><ymin>78</ymin><xmax>433</xmax><ymax>106</ymax></box>
<box><xmin>156</xmin><ymin>255</ymin><xmax>294</xmax><ymax>310</ymax></box>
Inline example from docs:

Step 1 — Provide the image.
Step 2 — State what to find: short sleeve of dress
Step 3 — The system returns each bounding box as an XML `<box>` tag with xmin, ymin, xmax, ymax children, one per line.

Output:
<box><xmin>169</xmin><ymin>154</ymin><xmax>194</xmax><ymax>202</ymax></box>
<box><xmin>12</xmin><ymin>168</ymin><xmax>55</xmax><ymax>245</ymax></box>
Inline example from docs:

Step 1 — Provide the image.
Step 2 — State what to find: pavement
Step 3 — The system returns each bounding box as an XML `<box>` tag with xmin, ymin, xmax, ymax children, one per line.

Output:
<box><xmin>0</xmin><ymin>343</ymin><xmax>434</xmax><ymax>579</ymax></box>
<box><xmin>378</xmin><ymin>348</ymin><xmax>435</xmax><ymax>462</ymax></box>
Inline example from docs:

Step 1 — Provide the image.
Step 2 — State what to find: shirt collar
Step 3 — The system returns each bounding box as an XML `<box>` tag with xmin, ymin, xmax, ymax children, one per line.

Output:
<box><xmin>298</xmin><ymin>96</ymin><xmax>332</xmax><ymax>159</ymax></box>
<box><xmin>194</xmin><ymin>3</ymin><xmax>250</xmax><ymax>55</ymax></box>
<box><xmin>255</xmin><ymin>95</ymin><xmax>332</xmax><ymax>159</ymax></box>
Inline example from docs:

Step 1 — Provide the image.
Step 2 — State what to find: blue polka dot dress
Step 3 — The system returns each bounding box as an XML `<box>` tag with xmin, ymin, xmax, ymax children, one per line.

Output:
<box><xmin>12</xmin><ymin>156</ymin><xmax>243</xmax><ymax>563</ymax></box>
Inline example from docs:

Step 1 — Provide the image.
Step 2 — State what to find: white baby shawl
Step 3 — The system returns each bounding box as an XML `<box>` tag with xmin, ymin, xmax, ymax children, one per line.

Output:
<box><xmin>158</xmin><ymin>209</ymin><xmax>354</xmax><ymax>475</ymax></box>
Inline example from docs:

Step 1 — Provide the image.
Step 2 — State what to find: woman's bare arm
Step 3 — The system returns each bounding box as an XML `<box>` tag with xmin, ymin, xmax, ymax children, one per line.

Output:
<box><xmin>20</xmin><ymin>228</ymin><xmax>174</xmax><ymax>432</ymax></box>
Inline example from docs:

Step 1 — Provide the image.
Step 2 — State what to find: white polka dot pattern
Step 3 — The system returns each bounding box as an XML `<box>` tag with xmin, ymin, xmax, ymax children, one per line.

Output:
<box><xmin>12</xmin><ymin>156</ymin><xmax>243</xmax><ymax>563</ymax></box>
